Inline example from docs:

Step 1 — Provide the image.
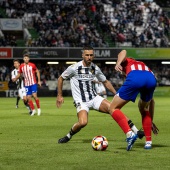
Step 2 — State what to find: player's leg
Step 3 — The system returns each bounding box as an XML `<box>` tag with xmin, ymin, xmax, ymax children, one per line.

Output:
<box><xmin>25</xmin><ymin>86</ymin><xmax>35</xmax><ymax>116</ymax></box>
<box><xmin>109</xmin><ymin>95</ymin><xmax>138</xmax><ymax>150</ymax></box>
<box><xmin>23</xmin><ymin>95</ymin><xmax>32</xmax><ymax>115</ymax></box>
<box><xmin>32</xmin><ymin>84</ymin><xmax>41</xmax><ymax>116</ymax></box>
<box><xmin>58</xmin><ymin>107</ymin><xmax>89</xmax><ymax>143</ymax></box>
<box><xmin>139</xmin><ymin>72</ymin><xmax>157</xmax><ymax>149</ymax></box>
<box><xmin>138</xmin><ymin>99</ymin><xmax>152</xmax><ymax>149</ymax></box>
<box><xmin>19</xmin><ymin>88</ymin><xmax>32</xmax><ymax>114</ymax></box>
<box><xmin>16</xmin><ymin>93</ymin><xmax>20</xmax><ymax>108</ymax></box>
<box><xmin>31</xmin><ymin>84</ymin><xmax>41</xmax><ymax>116</ymax></box>
<box><xmin>95</xmin><ymin>96</ymin><xmax>144</xmax><ymax>139</ymax></box>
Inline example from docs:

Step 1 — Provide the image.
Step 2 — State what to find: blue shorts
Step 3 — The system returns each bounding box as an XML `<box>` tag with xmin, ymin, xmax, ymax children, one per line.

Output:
<box><xmin>117</xmin><ymin>71</ymin><xmax>157</xmax><ymax>102</ymax></box>
<box><xmin>25</xmin><ymin>84</ymin><xmax>37</xmax><ymax>95</ymax></box>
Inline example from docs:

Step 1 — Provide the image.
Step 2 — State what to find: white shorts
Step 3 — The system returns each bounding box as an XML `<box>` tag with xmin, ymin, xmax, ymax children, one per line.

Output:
<box><xmin>75</xmin><ymin>95</ymin><xmax>104</xmax><ymax>113</ymax></box>
<box><xmin>95</xmin><ymin>84</ymin><xmax>106</xmax><ymax>94</ymax></box>
<box><xmin>18</xmin><ymin>87</ymin><xmax>26</xmax><ymax>99</ymax></box>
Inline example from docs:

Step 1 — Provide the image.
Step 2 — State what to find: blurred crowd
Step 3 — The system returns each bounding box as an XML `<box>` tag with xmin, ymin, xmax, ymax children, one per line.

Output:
<box><xmin>1</xmin><ymin>62</ymin><xmax>170</xmax><ymax>88</ymax></box>
<box><xmin>0</xmin><ymin>0</ymin><xmax>169</xmax><ymax>47</ymax></box>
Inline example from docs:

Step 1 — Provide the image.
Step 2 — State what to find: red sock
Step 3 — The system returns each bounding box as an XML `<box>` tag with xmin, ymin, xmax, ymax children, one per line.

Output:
<box><xmin>29</xmin><ymin>100</ymin><xmax>34</xmax><ymax>110</ymax></box>
<box><xmin>35</xmin><ymin>99</ymin><xmax>40</xmax><ymax>109</ymax></box>
<box><xmin>112</xmin><ymin>110</ymin><xmax>131</xmax><ymax>134</ymax></box>
<box><xmin>142</xmin><ymin>111</ymin><xmax>152</xmax><ymax>141</ymax></box>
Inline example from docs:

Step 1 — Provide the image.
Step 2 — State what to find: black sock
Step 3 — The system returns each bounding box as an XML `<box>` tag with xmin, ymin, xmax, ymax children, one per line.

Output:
<box><xmin>24</xmin><ymin>100</ymin><xmax>31</xmax><ymax>110</ymax></box>
<box><xmin>16</xmin><ymin>96</ymin><xmax>20</xmax><ymax>105</ymax></box>
<box><xmin>70</xmin><ymin>128</ymin><xmax>76</xmax><ymax>136</ymax></box>
<box><xmin>128</xmin><ymin>120</ymin><xmax>134</xmax><ymax>129</ymax></box>
<box><xmin>67</xmin><ymin>128</ymin><xmax>81</xmax><ymax>138</ymax></box>
<box><xmin>24</xmin><ymin>100</ymin><xmax>29</xmax><ymax>107</ymax></box>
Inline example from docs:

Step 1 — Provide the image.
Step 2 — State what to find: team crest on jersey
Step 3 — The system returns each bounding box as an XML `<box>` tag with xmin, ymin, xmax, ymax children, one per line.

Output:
<box><xmin>90</xmin><ymin>69</ymin><xmax>94</xmax><ymax>74</ymax></box>
<box><xmin>90</xmin><ymin>66</ymin><xmax>95</xmax><ymax>75</ymax></box>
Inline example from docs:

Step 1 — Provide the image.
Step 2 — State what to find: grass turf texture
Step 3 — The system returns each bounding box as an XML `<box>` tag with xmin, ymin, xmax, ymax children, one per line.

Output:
<box><xmin>0</xmin><ymin>87</ymin><xmax>170</xmax><ymax>170</ymax></box>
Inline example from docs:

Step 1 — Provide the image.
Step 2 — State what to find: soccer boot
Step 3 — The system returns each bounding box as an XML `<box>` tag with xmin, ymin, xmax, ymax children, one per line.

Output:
<box><xmin>16</xmin><ymin>105</ymin><xmax>18</xmax><ymax>108</ymax></box>
<box><xmin>31</xmin><ymin>109</ymin><xmax>36</xmax><ymax>116</ymax></box>
<box><xmin>144</xmin><ymin>142</ymin><xmax>152</xmax><ymax>149</ymax></box>
<box><xmin>58</xmin><ymin>136</ymin><xmax>71</xmax><ymax>143</ymax></box>
<box><xmin>126</xmin><ymin>132</ymin><xmax>138</xmax><ymax>151</ymax></box>
<box><xmin>137</xmin><ymin>130</ymin><xmax>145</xmax><ymax>139</ymax></box>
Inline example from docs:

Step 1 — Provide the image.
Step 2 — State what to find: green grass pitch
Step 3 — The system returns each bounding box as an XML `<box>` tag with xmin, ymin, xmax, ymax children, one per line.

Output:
<box><xmin>0</xmin><ymin>87</ymin><xmax>170</xmax><ymax>170</ymax></box>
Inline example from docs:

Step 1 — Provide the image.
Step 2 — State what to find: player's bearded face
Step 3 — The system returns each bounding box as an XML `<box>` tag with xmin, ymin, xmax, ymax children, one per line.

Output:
<box><xmin>83</xmin><ymin>50</ymin><xmax>94</xmax><ymax>66</ymax></box>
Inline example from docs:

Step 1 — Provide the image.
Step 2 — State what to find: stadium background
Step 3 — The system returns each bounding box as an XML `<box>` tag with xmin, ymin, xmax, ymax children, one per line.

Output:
<box><xmin>0</xmin><ymin>1</ymin><xmax>170</xmax><ymax>170</ymax></box>
<box><xmin>0</xmin><ymin>0</ymin><xmax>170</xmax><ymax>96</ymax></box>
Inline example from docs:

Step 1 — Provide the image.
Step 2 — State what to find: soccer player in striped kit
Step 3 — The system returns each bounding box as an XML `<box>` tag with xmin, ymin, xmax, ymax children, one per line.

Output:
<box><xmin>11</xmin><ymin>59</ymin><xmax>32</xmax><ymax>114</ymax></box>
<box><xmin>13</xmin><ymin>54</ymin><xmax>41</xmax><ymax>116</ymax></box>
<box><xmin>109</xmin><ymin>50</ymin><xmax>157</xmax><ymax>150</ymax></box>
<box><xmin>56</xmin><ymin>46</ymin><xmax>145</xmax><ymax>150</ymax></box>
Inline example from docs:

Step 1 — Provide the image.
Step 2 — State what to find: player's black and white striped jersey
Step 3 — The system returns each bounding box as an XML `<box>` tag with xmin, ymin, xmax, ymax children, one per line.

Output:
<box><xmin>11</xmin><ymin>68</ymin><xmax>24</xmax><ymax>89</ymax></box>
<box><xmin>61</xmin><ymin>61</ymin><xmax>106</xmax><ymax>102</ymax></box>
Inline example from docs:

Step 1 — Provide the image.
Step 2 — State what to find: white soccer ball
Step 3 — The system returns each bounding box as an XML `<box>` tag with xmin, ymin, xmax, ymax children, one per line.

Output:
<box><xmin>91</xmin><ymin>135</ymin><xmax>108</xmax><ymax>151</ymax></box>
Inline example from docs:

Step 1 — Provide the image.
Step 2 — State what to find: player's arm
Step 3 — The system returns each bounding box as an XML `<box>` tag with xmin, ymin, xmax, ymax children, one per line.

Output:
<box><xmin>115</xmin><ymin>50</ymin><xmax>127</xmax><ymax>73</ymax></box>
<box><xmin>36</xmin><ymin>68</ymin><xmax>41</xmax><ymax>86</ymax></box>
<box><xmin>56</xmin><ymin>65</ymin><xmax>74</xmax><ymax>108</ymax></box>
<box><xmin>56</xmin><ymin>76</ymin><xmax>64</xmax><ymax>108</ymax></box>
<box><xmin>149</xmin><ymin>99</ymin><xmax>159</xmax><ymax>135</ymax></box>
<box><xmin>102</xmin><ymin>80</ymin><xmax>116</xmax><ymax>95</ymax></box>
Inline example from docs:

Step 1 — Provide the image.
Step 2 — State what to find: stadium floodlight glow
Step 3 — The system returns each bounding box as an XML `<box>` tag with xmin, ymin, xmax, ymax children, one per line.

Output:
<box><xmin>105</xmin><ymin>61</ymin><xmax>116</xmax><ymax>64</ymax></box>
<box><xmin>47</xmin><ymin>62</ymin><xmax>59</xmax><ymax>64</ymax></box>
<box><xmin>66</xmin><ymin>61</ymin><xmax>77</xmax><ymax>64</ymax></box>
<box><xmin>161</xmin><ymin>61</ymin><xmax>170</xmax><ymax>64</ymax></box>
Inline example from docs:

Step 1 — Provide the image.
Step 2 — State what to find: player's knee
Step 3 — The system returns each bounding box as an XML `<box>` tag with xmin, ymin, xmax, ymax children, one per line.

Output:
<box><xmin>79</xmin><ymin>121</ymin><xmax>88</xmax><ymax>128</ymax></box>
<box><xmin>108</xmin><ymin>106</ymin><xmax>116</xmax><ymax>115</ymax></box>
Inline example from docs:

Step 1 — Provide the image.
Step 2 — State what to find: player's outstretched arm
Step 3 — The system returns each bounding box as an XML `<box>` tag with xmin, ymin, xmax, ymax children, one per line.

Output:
<box><xmin>56</xmin><ymin>76</ymin><xmax>64</xmax><ymax>108</ymax></box>
<box><xmin>102</xmin><ymin>80</ymin><xmax>116</xmax><ymax>95</ymax></box>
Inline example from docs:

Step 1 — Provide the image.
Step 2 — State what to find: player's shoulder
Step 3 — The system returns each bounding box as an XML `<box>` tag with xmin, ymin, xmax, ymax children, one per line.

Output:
<box><xmin>68</xmin><ymin>61</ymin><xmax>81</xmax><ymax>70</ymax></box>
<box><xmin>28</xmin><ymin>62</ymin><xmax>36</xmax><ymax>66</ymax></box>
<box><xmin>28</xmin><ymin>62</ymin><xmax>37</xmax><ymax>68</ymax></box>
<box><xmin>91</xmin><ymin>62</ymin><xmax>99</xmax><ymax>70</ymax></box>
<box><xmin>11</xmin><ymin>68</ymin><xmax>16</xmax><ymax>74</ymax></box>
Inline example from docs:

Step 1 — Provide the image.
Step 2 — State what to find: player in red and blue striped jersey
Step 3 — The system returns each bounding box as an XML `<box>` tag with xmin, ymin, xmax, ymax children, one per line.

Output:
<box><xmin>109</xmin><ymin>50</ymin><xmax>157</xmax><ymax>150</ymax></box>
<box><xmin>13</xmin><ymin>53</ymin><xmax>41</xmax><ymax>116</ymax></box>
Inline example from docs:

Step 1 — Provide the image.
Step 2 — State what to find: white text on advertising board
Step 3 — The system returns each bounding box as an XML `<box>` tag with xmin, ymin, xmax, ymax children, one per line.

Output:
<box><xmin>5</xmin><ymin>90</ymin><xmax>18</xmax><ymax>97</ymax></box>
<box><xmin>94</xmin><ymin>50</ymin><xmax>110</xmax><ymax>57</ymax></box>
<box><xmin>44</xmin><ymin>51</ymin><xmax>58</xmax><ymax>56</ymax></box>
<box><xmin>0</xmin><ymin>52</ymin><xmax>7</xmax><ymax>57</ymax></box>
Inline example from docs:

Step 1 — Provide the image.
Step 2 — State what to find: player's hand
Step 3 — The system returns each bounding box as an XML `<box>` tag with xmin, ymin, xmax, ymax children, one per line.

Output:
<box><xmin>12</xmin><ymin>78</ymin><xmax>16</xmax><ymax>82</ymax></box>
<box><xmin>115</xmin><ymin>64</ymin><xmax>123</xmax><ymax>74</ymax></box>
<box><xmin>152</xmin><ymin>122</ymin><xmax>159</xmax><ymax>135</ymax></box>
<box><xmin>56</xmin><ymin>95</ymin><xmax>64</xmax><ymax>108</ymax></box>
<box><xmin>38</xmin><ymin>81</ymin><xmax>41</xmax><ymax>87</ymax></box>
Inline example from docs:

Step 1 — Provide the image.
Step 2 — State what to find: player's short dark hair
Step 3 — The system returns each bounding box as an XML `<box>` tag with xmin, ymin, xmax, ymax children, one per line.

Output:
<box><xmin>83</xmin><ymin>46</ymin><xmax>94</xmax><ymax>51</ymax></box>
<box><xmin>13</xmin><ymin>59</ymin><xmax>20</xmax><ymax>63</ymax></box>
<box><xmin>23</xmin><ymin>49</ymin><xmax>30</xmax><ymax>57</ymax></box>
<box><xmin>23</xmin><ymin>53</ymin><xmax>29</xmax><ymax>57</ymax></box>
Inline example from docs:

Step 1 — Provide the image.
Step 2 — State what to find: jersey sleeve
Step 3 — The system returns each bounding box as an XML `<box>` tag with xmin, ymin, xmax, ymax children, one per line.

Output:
<box><xmin>95</xmin><ymin>66</ymin><xmax>106</xmax><ymax>82</ymax></box>
<box><xmin>61</xmin><ymin>65</ymin><xmax>75</xmax><ymax>79</ymax></box>
<box><xmin>32</xmin><ymin>63</ymin><xmax>37</xmax><ymax>71</ymax></box>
